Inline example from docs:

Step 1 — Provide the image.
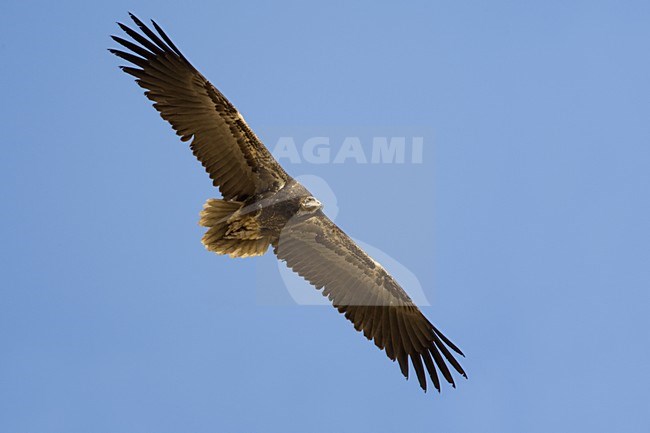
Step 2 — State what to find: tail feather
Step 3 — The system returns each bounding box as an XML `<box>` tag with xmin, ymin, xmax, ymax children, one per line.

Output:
<box><xmin>199</xmin><ymin>199</ymin><xmax>242</xmax><ymax>227</ymax></box>
<box><xmin>199</xmin><ymin>199</ymin><xmax>271</xmax><ymax>258</ymax></box>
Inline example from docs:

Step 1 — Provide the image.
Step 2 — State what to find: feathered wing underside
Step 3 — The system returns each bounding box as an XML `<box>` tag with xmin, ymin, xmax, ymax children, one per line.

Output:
<box><xmin>274</xmin><ymin>212</ymin><xmax>466</xmax><ymax>392</ymax></box>
<box><xmin>110</xmin><ymin>14</ymin><xmax>289</xmax><ymax>200</ymax></box>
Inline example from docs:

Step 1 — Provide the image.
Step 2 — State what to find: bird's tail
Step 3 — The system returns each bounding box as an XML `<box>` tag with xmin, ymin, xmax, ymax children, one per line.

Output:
<box><xmin>199</xmin><ymin>199</ymin><xmax>271</xmax><ymax>258</ymax></box>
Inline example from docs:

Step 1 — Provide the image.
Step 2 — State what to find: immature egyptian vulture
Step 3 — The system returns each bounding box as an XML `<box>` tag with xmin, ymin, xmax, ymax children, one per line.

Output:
<box><xmin>110</xmin><ymin>13</ymin><xmax>466</xmax><ymax>393</ymax></box>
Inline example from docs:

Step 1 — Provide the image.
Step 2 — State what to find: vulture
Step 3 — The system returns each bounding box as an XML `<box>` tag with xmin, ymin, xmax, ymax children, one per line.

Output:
<box><xmin>110</xmin><ymin>13</ymin><xmax>466</xmax><ymax>393</ymax></box>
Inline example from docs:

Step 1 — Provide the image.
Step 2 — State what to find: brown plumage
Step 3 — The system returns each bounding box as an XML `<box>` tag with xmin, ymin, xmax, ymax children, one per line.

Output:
<box><xmin>110</xmin><ymin>13</ymin><xmax>466</xmax><ymax>393</ymax></box>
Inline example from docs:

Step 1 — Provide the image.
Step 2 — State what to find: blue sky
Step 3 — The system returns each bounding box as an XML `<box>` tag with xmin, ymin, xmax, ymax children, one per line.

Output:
<box><xmin>2</xmin><ymin>1</ymin><xmax>650</xmax><ymax>432</ymax></box>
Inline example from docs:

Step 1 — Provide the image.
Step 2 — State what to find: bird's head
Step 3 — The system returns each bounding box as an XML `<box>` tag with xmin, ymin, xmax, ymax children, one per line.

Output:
<box><xmin>299</xmin><ymin>196</ymin><xmax>323</xmax><ymax>214</ymax></box>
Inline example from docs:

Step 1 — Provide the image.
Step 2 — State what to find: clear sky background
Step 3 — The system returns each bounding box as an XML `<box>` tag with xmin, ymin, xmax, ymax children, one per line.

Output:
<box><xmin>2</xmin><ymin>1</ymin><xmax>649</xmax><ymax>432</ymax></box>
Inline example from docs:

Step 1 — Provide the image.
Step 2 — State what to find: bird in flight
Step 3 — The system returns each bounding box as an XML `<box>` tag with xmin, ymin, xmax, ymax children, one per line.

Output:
<box><xmin>110</xmin><ymin>13</ymin><xmax>466</xmax><ymax>393</ymax></box>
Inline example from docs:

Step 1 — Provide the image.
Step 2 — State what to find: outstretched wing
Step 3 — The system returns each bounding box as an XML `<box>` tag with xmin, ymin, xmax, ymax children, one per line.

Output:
<box><xmin>274</xmin><ymin>212</ymin><xmax>466</xmax><ymax>392</ymax></box>
<box><xmin>110</xmin><ymin>14</ymin><xmax>289</xmax><ymax>201</ymax></box>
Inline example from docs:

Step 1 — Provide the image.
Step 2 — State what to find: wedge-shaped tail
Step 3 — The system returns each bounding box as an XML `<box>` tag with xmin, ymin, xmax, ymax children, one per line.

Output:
<box><xmin>199</xmin><ymin>199</ymin><xmax>271</xmax><ymax>258</ymax></box>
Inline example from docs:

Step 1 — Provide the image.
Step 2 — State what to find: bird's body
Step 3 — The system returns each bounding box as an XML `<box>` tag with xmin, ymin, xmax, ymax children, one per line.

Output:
<box><xmin>200</xmin><ymin>180</ymin><xmax>319</xmax><ymax>258</ymax></box>
<box><xmin>111</xmin><ymin>14</ymin><xmax>467</xmax><ymax>393</ymax></box>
